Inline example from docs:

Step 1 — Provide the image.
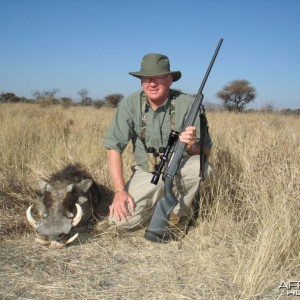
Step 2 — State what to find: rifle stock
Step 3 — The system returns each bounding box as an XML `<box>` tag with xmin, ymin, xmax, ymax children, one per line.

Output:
<box><xmin>144</xmin><ymin>38</ymin><xmax>223</xmax><ymax>243</ymax></box>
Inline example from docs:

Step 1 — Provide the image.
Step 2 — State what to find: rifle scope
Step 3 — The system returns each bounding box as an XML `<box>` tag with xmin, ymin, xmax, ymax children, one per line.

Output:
<box><xmin>151</xmin><ymin>130</ymin><xmax>179</xmax><ymax>185</ymax></box>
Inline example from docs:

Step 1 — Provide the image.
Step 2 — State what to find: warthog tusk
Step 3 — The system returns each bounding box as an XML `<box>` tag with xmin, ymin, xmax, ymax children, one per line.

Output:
<box><xmin>35</xmin><ymin>237</ymin><xmax>51</xmax><ymax>245</ymax></box>
<box><xmin>65</xmin><ymin>233</ymin><xmax>79</xmax><ymax>245</ymax></box>
<box><xmin>72</xmin><ymin>203</ymin><xmax>83</xmax><ymax>227</ymax></box>
<box><xmin>35</xmin><ymin>234</ymin><xmax>78</xmax><ymax>247</ymax></box>
<box><xmin>26</xmin><ymin>205</ymin><xmax>37</xmax><ymax>228</ymax></box>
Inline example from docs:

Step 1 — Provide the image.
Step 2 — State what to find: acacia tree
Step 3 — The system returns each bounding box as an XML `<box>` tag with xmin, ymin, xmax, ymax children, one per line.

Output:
<box><xmin>0</xmin><ymin>92</ymin><xmax>21</xmax><ymax>103</ymax></box>
<box><xmin>32</xmin><ymin>89</ymin><xmax>60</xmax><ymax>105</ymax></box>
<box><xmin>216</xmin><ymin>80</ymin><xmax>257</xmax><ymax>112</ymax></box>
<box><xmin>77</xmin><ymin>88</ymin><xmax>92</xmax><ymax>106</ymax></box>
<box><xmin>32</xmin><ymin>88</ymin><xmax>60</xmax><ymax>100</ymax></box>
<box><xmin>104</xmin><ymin>94</ymin><xmax>124</xmax><ymax>108</ymax></box>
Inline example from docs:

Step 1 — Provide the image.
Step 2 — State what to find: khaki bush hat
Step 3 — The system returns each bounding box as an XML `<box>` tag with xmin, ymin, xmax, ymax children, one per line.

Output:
<box><xmin>129</xmin><ymin>53</ymin><xmax>181</xmax><ymax>82</ymax></box>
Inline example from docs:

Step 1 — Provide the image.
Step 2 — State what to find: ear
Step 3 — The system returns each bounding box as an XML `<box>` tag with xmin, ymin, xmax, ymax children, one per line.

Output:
<box><xmin>79</xmin><ymin>179</ymin><xmax>93</xmax><ymax>193</ymax></box>
<box><xmin>38</xmin><ymin>180</ymin><xmax>52</xmax><ymax>192</ymax></box>
<box><xmin>168</xmin><ymin>74</ymin><xmax>173</xmax><ymax>87</ymax></box>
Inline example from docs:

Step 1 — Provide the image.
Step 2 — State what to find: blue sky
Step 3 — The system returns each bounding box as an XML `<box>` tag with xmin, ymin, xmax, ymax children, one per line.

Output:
<box><xmin>1</xmin><ymin>0</ymin><xmax>299</xmax><ymax>109</ymax></box>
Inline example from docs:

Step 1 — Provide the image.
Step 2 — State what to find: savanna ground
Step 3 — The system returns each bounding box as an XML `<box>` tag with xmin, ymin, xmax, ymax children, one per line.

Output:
<box><xmin>0</xmin><ymin>103</ymin><xmax>299</xmax><ymax>299</ymax></box>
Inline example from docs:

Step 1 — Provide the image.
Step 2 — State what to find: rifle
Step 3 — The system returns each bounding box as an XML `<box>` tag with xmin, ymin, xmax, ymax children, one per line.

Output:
<box><xmin>144</xmin><ymin>38</ymin><xmax>223</xmax><ymax>243</ymax></box>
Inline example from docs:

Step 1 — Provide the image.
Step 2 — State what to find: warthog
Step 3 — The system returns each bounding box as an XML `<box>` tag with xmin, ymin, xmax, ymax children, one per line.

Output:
<box><xmin>26</xmin><ymin>164</ymin><xmax>100</xmax><ymax>248</ymax></box>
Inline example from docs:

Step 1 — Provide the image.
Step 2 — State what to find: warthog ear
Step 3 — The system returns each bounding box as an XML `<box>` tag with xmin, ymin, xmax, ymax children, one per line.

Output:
<box><xmin>38</xmin><ymin>180</ymin><xmax>52</xmax><ymax>192</ymax></box>
<box><xmin>78</xmin><ymin>179</ymin><xmax>93</xmax><ymax>193</ymax></box>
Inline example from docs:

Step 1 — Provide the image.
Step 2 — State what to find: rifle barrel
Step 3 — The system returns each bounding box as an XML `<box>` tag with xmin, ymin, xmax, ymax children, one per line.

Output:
<box><xmin>195</xmin><ymin>38</ymin><xmax>223</xmax><ymax>99</ymax></box>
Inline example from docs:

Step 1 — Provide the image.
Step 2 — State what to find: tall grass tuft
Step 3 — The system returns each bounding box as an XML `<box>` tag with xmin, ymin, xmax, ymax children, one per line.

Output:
<box><xmin>0</xmin><ymin>103</ymin><xmax>299</xmax><ymax>299</ymax></box>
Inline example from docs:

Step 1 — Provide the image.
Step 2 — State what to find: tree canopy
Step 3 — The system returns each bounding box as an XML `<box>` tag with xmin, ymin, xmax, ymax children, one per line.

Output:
<box><xmin>216</xmin><ymin>80</ymin><xmax>257</xmax><ymax>112</ymax></box>
<box><xmin>104</xmin><ymin>94</ymin><xmax>124</xmax><ymax>108</ymax></box>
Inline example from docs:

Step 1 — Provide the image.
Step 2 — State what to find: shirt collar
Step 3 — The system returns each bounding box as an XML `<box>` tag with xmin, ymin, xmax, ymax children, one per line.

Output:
<box><xmin>143</xmin><ymin>91</ymin><xmax>171</xmax><ymax>112</ymax></box>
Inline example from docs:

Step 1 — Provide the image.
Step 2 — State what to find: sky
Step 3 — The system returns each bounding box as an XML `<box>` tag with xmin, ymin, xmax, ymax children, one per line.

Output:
<box><xmin>1</xmin><ymin>0</ymin><xmax>299</xmax><ymax>109</ymax></box>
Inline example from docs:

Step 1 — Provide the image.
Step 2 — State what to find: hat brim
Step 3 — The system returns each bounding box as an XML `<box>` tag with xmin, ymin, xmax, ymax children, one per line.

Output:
<box><xmin>129</xmin><ymin>71</ymin><xmax>181</xmax><ymax>82</ymax></box>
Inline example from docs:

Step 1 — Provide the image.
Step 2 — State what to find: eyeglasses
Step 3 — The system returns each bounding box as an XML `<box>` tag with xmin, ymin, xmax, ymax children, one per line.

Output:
<box><xmin>141</xmin><ymin>74</ymin><xmax>169</xmax><ymax>84</ymax></box>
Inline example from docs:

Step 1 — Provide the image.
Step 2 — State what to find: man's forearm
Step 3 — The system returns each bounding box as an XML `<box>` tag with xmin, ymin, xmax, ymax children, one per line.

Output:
<box><xmin>185</xmin><ymin>142</ymin><xmax>211</xmax><ymax>158</ymax></box>
<box><xmin>106</xmin><ymin>149</ymin><xmax>125</xmax><ymax>192</ymax></box>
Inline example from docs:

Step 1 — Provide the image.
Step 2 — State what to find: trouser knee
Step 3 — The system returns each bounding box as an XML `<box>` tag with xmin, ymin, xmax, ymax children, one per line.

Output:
<box><xmin>108</xmin><ymin>203</ymin><xmax>153</xmax><ymax>231</ymax></box>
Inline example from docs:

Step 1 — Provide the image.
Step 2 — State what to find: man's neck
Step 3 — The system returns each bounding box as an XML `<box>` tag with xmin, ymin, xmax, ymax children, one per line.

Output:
<box><xmin>147</xmin><ymin>91</ymin><xmax>170</xmax><ymax>111</ymax></box>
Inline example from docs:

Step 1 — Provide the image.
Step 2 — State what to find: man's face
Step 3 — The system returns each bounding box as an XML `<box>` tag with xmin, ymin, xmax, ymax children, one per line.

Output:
<box><xmin>141</xmin><ymin>74</ymin><xmax>173</xmax><ymax>106</ymax></box>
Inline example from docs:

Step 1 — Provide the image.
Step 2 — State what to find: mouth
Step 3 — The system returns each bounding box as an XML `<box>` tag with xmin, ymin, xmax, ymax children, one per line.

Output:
<box><xmin>35</xmin><ymin>232</ymin><xmax>79</xmax><ymax>249</ymax></box>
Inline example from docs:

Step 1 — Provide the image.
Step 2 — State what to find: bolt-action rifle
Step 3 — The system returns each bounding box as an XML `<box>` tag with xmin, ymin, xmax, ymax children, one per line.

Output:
<box><xmin>144</xmin><ymin>38</ymin><xmax>223</xmax><ymax>243</ymax></box>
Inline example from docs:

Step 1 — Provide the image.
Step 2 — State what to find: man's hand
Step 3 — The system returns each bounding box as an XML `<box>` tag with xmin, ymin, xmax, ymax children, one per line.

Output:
<box><xmin>180</xmin><ymin>126</ymin><xmax>196</xmax><ymax>148</ymax></box>
<box><xmin>106</xmin><ymin>149</ymin><xmax>136</xmax><ymax>221</ymax></box>
<box><xmin>179</xmin><ymin>126</ymin><xmax>211</xmax><ymax>157</ymax></box>
<box><xmin>109</xmin><ymin>190</ymin><xmax>135</xmax><ymax>221</ymax></box>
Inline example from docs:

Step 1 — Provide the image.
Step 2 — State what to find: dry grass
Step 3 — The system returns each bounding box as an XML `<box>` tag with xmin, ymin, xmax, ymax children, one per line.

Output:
<box><xmin>0</xmin><ymin>103</ymin><xmax>299</xmax><ymax>299</ymax></box>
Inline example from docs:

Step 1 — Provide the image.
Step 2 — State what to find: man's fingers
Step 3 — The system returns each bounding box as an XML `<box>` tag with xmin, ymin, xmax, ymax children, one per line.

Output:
<box><xmin>117</xmin><ymin>208</ymin><xmax>128</xmax><ymax>221</ymax></box>
<box><xmin>110</xmin><ymin>202</ymin><xmax>133</xmax><ymax>221</ymax></box>
<box><xmin>127</xmin><ymin>197</ymin><xmax>136</xmax><ymax>212</ymax></box>
<box><xmin>180</xmin><ymin>126</ymin><xmax>197</xmax><ymax>145</ymax></box>
<box><xmin>109</xmin><ymin>192</ymin><xmax>135</xmax><ymax>221</ymax></box>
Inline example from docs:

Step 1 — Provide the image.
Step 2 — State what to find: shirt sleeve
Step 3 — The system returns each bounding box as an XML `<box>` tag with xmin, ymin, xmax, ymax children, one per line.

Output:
<box><xmin>102</xmin><ymin>99</ymin><xmax>135</xmax><ymax>152</ymax></box>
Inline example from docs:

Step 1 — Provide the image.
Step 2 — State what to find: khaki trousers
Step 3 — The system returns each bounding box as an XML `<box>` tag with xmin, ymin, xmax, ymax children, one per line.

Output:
<box><xmin>108</xmin><ymin>155</ymin><xmax>213</xmax><ymax>230</ymax></box>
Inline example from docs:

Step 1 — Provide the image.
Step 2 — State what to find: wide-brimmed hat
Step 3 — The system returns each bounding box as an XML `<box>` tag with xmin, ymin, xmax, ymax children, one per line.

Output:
<box><xmin>129</xmin><ymin>53</ymin><xmax>181</xmax><ymax>82</ymax></box>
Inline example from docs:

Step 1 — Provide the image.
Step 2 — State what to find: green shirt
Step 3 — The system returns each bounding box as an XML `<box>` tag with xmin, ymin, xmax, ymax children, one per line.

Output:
<box><xmin>103</xmin><ymin>89</ymin><xmax>212</xmax><ymax>171</ymax></box>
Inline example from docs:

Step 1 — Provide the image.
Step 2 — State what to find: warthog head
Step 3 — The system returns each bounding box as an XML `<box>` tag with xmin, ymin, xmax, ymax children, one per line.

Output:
<box><xmin>27</xmin><ymin>178</ymin><xmax>93</xmax><ymax>248</ymax></box>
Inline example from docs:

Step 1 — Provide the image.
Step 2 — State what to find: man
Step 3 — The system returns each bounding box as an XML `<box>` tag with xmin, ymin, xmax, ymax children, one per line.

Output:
<box><xmin>103</xmin><ymin>53</ymin><xmax>212</xmax><ymax>231</ymax></box>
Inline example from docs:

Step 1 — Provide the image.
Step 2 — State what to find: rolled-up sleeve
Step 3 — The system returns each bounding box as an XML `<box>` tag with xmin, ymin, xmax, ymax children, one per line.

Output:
<box><xmin>102</xmin><ymin>100</ymin><xmax>135</xmax><ymax>152</ymax></box>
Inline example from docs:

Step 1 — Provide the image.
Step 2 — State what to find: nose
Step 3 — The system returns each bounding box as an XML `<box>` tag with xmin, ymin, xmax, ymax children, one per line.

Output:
<box><xmin>47</xmin><ymin>233</ymin><xmax>65</xmax><ymax>241</ymax></box>
<box><xmin>148</xmin><ymin>78</ymin><xmax>159</xmax><ymax>85</ymax></box>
